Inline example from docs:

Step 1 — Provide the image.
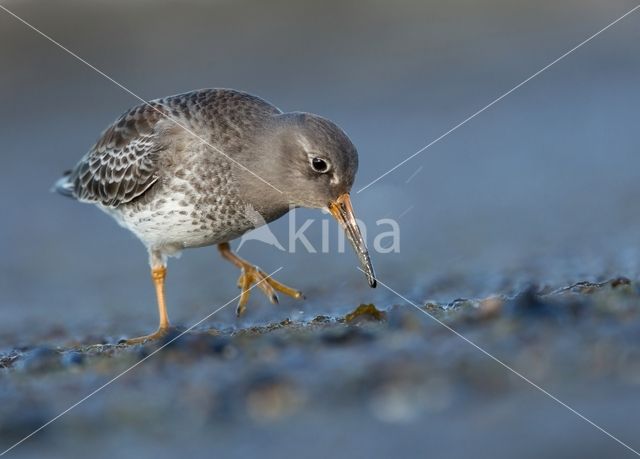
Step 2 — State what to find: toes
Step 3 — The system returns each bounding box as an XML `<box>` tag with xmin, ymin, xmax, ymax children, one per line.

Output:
<box><xmin>236</xmin><ymin>272</ymin><xmax>252</xmax><ymax>316</ymax></box>
<box><xmin>254</xmin><ymin>271</ymin><xmax>279</xmax><ymax>304</ymax></box>
<box><xmin>258</xmin><ymin>281</ymin><xmax>279</xmax><ymax>304</ymax></box>
<box><xmin>262</xmin><ymin>289</ymin><xmax>278</xmax><ymax>304</ymax></box>
<box><xmin>266</xmin><ymin>277</ymin><xmax>304</xmax><ymax>300</ymax></box>
<box><xmin>236</xmin><ymin>269</ymin><xmax>249</xmax><ymax>289</ymax></box>
<box><xmin>120</xmin><ymin>327</ymin><xmax>169</xmax><ymax>345</ymax></box>
<box><xmin>233</xmin><ymin>265</ymin><xmax>302</xmax><ymax>316</ymax></box>
<box><xmin>236</xmin><ymin>292</ymin><xmax>249</xmax><ymax>316</ymax></box>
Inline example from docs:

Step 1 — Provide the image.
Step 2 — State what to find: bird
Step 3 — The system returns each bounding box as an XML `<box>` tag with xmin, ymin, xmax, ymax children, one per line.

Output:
<box><xmin>54</xmin><ymin>88</ymin><xmax>376</xmax><ymax>343</ymax></box>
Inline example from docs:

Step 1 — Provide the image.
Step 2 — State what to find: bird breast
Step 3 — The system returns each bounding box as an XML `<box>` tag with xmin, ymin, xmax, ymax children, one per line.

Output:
<box><xmin>102</xmin><ymin>148</ymin><xmax>257</xmax><ymax>252</ymax></box>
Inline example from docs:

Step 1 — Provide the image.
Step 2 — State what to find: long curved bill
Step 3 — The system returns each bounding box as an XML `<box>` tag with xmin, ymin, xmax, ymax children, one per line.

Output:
<box><xmin>328</xmin><ymin>193</ymin><xmax>377</xmax><ymax>288</ymax></box>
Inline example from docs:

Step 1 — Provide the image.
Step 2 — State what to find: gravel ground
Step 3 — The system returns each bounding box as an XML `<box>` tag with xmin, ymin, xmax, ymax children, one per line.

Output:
<box><xmin>2</xmin><ymin>277</ymin><xmax>639</xmax><ymax>458</ymax></box>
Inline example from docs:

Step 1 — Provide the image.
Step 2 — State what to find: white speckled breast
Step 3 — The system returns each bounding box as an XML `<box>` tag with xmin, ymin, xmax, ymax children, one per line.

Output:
<box><xmin>102</xmin><ymin>141</ymin><xmax>256</xmax><ymax>256</ymax></box>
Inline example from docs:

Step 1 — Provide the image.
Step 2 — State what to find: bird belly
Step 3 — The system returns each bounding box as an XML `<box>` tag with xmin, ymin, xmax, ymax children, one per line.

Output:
<box><xmin>100</xmin><ymin>191</ymin><xmax>255</xmax><ymax>253</ymax></box>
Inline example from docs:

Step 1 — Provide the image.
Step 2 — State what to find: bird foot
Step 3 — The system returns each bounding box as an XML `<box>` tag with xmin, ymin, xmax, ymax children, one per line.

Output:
<box><xmin>235</xmin><ymin>264</ymin><xmax>304</xmax><ymax>316</ymax></box>
<box><xmin>119</xmin><ymin>326</ymin><xmax>171</xmax><ymax>345</ymax></box>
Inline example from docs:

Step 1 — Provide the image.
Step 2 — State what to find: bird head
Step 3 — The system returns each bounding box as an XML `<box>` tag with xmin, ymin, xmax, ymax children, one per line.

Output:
<box><xmin>243</xmin><ymin>112</ymin><xmax>376</xmax><ymax>288</ymax></box>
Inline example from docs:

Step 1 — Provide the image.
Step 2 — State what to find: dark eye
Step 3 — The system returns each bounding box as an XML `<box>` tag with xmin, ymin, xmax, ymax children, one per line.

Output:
<box><xmin>310</xmin><ymin>157</ymin><xmax>330</xmax><ymax>173</ymax></box>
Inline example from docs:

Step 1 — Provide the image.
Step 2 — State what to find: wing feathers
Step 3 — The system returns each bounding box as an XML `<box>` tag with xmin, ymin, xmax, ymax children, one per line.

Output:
<box><xmin>69</xmin><ymin>104</ymin><xmax>169</xmax><ymax>207</ymax></box>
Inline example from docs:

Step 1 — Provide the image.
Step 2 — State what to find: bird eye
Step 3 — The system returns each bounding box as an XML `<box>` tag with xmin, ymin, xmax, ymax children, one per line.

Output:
<box><xmin>310</xmin><ymin>157</ymin><xmax>330</xmax><ymax>173</ymax></box>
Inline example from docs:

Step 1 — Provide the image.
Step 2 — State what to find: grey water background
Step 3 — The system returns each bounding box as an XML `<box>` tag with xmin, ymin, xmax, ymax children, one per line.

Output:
<box><xmin>1</xmin><ymin>0</ymin><xmax>640</xmax><ymax>457</ymax></box>
<box><xmin>3</xmin><ymin>0</ymin><xmax>640</xmax><ymax>336</ymax></box>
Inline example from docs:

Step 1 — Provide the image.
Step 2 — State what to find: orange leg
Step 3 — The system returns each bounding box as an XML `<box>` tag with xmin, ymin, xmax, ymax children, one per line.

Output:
<box><xmin>218</xmin><ymin>242</ymin><xmax>304</xmax><ymax>316</ymax></box>
<box><xmin>123</xmin><ymin>266</ymin><xmax>171</xmax><ymax>344</ymax></box>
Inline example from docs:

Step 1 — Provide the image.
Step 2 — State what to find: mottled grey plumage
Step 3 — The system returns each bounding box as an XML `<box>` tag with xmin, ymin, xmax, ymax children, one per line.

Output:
<box><xmin>55</xmin><ymin>88</ymin><xmax>374</xmax><ymax>336</ymax></box>
<box><xmin>60</xmin><ymin>90</ymin><xmax>281</xmax><ymax>208</ymax></box>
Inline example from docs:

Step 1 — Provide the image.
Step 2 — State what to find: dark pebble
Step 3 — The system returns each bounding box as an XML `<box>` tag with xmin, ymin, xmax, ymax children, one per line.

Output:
<box><xmin>207</xmin><ymin>336</ymin><xmax>236</xmax><ymax>358</ymax></box>
<box><xmin>506</xmin><ymin>288</ymin><xmax>586</xmax><ymax>322</ymax></box>
<box><xmin>19</xmin><ymin>346</ymin><xmax>62</xmax><ymax>372</ymax></box>
<box><xmin>611</xmin><ymin>277</ymin><xmax>631</xmax><ymax>288</ymax></box>
<box><xmin>320</xmin><ymin>325</ymin><xmax>374</xmax><ymax>345</ymax></box>
<box><xmin>61</xmin><ymin>351</ymin><xmax>85</xmax><ymax>367</ymax></box>
<box><xmin>311</xmin><ymin>315</ymin><xmax>332</xmax><ymax>324</ymax></box>
<box><xmin>179</xmin><ymin>333</ymin><xmax>236</xmax><ymax>356</ymax></box>
<box><xmin>506</xmin><ymin>287</ymin><xmax>557</xmax><ymax>319</ymax></box>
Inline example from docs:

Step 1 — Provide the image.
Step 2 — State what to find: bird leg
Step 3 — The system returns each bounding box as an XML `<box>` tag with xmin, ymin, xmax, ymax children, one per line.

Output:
<box><xmin>217</xmin><ymin>242</ymin><xmax>304</xmax><ymax>316</ymax></box>
<box><xmin>122</xmin><ymin>266</ymin><xmax>171</xmax><ymax>344</ymax></box>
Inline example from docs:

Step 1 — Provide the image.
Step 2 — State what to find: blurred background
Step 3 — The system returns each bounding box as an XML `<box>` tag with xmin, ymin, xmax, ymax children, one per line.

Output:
<box><xmin>1</xmin><ymin>0</ymin><xmax>640</xmax><ymax>457</ymax></box>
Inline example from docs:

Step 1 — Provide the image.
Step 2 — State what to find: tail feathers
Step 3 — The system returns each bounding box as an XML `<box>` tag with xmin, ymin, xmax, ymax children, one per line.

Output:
<box><xmin>52</xmin><ymin>171</ymin><xmax>76</xmax><ymax>198</ymax></box>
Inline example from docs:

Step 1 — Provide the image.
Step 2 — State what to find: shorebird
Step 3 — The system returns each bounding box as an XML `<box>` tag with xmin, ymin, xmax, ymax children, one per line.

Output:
<box><xmin>55</xmin><ymin>88</ymin><xmax>376</xmax><ymax>343</ymax></box>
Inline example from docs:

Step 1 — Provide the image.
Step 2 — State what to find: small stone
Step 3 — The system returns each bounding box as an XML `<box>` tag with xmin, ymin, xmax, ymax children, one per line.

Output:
<box><xmin>476</xmin><ymin>296</ymin><xmax>504</xmax><ymax>320</ymax></box>
<box><xmin>507</xmin><ymin>287</ymin><xmax>557</xmax><ymax>318</ymax></box>
<box><xmin>611</xmin><ymin>277</ymin><xmax>631</xmax><ymax>288</ymax></box>
<box><xmin>311</xmin><ymin>315</ymin><xmax>331</xmax><ymax>324</ymax></box>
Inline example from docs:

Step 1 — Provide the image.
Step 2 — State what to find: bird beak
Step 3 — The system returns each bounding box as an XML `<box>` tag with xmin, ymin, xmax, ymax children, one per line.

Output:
<box><xmin>327</xmin><ymin>193</ymin><xmax>377</xmax><ymax>288</ymax></box>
